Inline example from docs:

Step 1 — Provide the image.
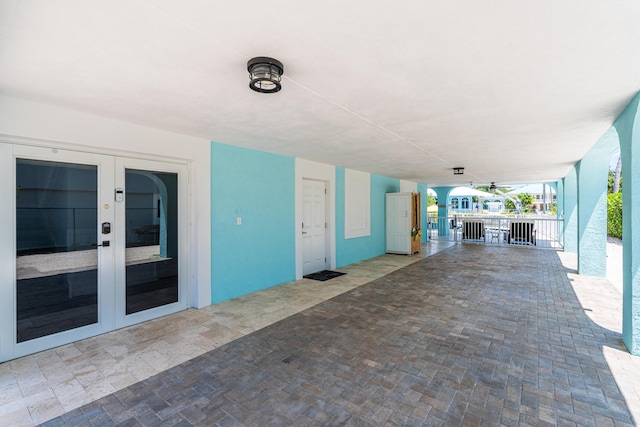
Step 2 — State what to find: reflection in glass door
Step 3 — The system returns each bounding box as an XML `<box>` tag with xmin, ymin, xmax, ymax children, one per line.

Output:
<box><xmin>16</xmin><ymin>159</ymin><xmax>99</xmax><ymax>342</ymax></box>
<box><xmin>124</xmin><ymin>169</ymin><xmax>179</xmax><ymax>315</ymax></box>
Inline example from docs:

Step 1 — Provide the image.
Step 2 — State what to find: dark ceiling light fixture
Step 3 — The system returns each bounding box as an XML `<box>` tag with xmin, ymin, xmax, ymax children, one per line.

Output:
<box><xmin>453</xmin><ymin>167</ymin><xmax>464</xmax><ymax>175</ymax></box>
<box><xmin>489</xmin><ymin>182</ymin><xmax>497</xmax><ymax>193</ymax></box>
<box><xmin>247</xmin><ymin>57</ymin><xmax>284</xmax><ymax>93</ymax></box>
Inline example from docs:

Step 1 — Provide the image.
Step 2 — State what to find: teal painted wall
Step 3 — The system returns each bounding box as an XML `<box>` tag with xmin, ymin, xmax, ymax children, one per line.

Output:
<box><xmin>418</xmin><ymin>183</ymin><xmax>428</xmax><ymax>242</ymax></box>
<box><xmin>555</xmin><ymin>180</ymin><xmax>565</xmax><ymax>247</ymax></box>
<box><xmin>211</xmin><ymin>142</ymin><xmax>295</xmax><ymax>303</ymax></box>
<box><xmin>563</xmin><ymin>168</ymin><xmax>578</xmax><ymax>253</ymax></box>
<box><xmin>576</xmin><ymin>128</ymin><xmax>618</xmax><ymax>277</ymax></box>
<box><xmin>336</xmin><ymin>168</ymin><xmax>400</xmax><ymax>267</ymax></box>
<box><xmin>614</xmin><ymin>93</ymin><xmax>640</xmax><ymax>354</ymax></box>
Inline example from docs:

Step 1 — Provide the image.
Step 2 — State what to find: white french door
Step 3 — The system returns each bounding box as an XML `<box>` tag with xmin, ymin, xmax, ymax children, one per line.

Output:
<box><xmin>113</xmin><ymin>157</ymin><xmax>188</xmax><ymax>328</ymax></box>
<box><xmin>0</xmin><ymin>144</ymin><xmax>188</xmax><ymax>362</ymax></box>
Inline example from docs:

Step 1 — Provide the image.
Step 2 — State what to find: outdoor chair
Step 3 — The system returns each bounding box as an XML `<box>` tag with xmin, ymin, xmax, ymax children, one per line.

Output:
<box><xmin>484</xmin><ymin>218</ymin><xmax>506</xmax><ymax>242</ymax></box>
<box><xmin>507</xmin><ymin>220</ymin><xmax>536</xmax><ymax>245</ymax></box>
<box><xmin>462</xmin><ymin>219</ymin><xmax>485</xmax><ymax>242</ymax></box>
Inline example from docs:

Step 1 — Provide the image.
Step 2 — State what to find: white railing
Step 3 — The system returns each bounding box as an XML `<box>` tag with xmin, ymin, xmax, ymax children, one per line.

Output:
<box><xmin>426</xmin><ymin>215</ymin><xmax>564</xmax><ymax>249</ymax></box>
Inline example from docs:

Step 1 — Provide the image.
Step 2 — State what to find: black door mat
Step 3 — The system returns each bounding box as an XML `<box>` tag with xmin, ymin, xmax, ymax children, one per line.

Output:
<box><xmin>303</xmin><ymin>270</ymin><xmax>346</xmax><ymax>281</ymax></box>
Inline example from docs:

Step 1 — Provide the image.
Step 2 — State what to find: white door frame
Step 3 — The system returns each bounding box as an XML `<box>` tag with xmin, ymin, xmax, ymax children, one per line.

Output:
<box><xmin>0</xmin><ymin>143</ymin><xmax>14</xmax><ymax>361</ymax></box>
<box><xmin>295</xmin><ymin>159</ymin><xmax>336</xmax><ymax>280</ymax></box>
<box><xmin>0</xmin><ymin>141</ymin><xmax>190</xmax><ymax>362</ymax></box>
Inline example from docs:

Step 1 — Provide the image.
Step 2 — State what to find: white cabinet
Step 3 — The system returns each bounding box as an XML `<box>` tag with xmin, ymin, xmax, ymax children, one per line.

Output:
<box><xmin>385</xmin><ymin>192</ymin><xmax>421</xmax><ymax>255</ymax></box>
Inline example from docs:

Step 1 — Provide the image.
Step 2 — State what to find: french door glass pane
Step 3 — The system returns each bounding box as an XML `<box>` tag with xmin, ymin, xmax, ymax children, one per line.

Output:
<box><xmin>16</xmin><ymin>159</ymin><xmax>98</xmax><ymax>342</ymax></box>
<box><xmin>125</xmin><ymin>170</ymin><xmax>178</xmax><ymax>314</ymax></box>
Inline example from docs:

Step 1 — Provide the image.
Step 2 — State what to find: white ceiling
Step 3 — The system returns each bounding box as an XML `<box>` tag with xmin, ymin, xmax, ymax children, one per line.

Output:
<box><xmin>1</xmin><ymin>1</ymin><xmax>638</xmax><ymax>187</ymax></box>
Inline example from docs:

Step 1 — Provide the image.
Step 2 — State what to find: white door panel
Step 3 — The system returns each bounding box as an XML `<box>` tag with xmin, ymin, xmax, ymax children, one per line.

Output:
<box><xmin>386</xmin><ymin>194</ymin><xmax>410</xmax><ymax>254</ymax></box>
<box><xmin>114</xmin><ymin>158</ymin><xmax>188</xmax><ymax>328</ymax></box>
<box><xmin>302</xmin><ymin>179</ymin><xmax>326</xmax><ymax>275</ymax></box>
<box><xmin>3</xmin><ymin>145</ymin><xmax>115</xmax><ymax>361</ymax></box>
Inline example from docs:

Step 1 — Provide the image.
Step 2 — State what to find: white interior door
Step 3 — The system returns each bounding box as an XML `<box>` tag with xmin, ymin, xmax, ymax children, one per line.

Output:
<box><xmin>302</xmin><ymin>179</ymin><xmax>326</xmax><ymax>275</ymax></box>
<box><xmin>0</xmin><ymin>144</ymin><xmax>188</xmax><ymax>362</ymax></box>
<box><xmin>386</xmin><ymin>194</ymin><xmax>410</xmax><ymax>254</ymax></box>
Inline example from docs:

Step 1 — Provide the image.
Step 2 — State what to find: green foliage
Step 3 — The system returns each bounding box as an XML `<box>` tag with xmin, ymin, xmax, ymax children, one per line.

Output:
<box><xmin>610</xmin><ymin>155</ymin><xmax>623</xmax><ymax>193</ymax></box>
<box><xmin>504</xmin><ymin>198</ymin><xmax>515</xmax><ymax>210</ymax></box>
<box><xmin>504</xmin><ymin>193</ymin><xmax>535</xmax><ymax>212</ymax></box>
<box><xmin>608</xmin><ymin>170</ymin><xmax>614</xmax><ymax>193</ymax></box>
<box><xmin>518</xmin><ymin>193</ymin><xmax>535</xmax><ymax>209</ymax></box>
<box><xmin>608</xmin><ymin>169</ymin><xmax>622</xmax><ymax>194</ymax></box>
<box><xmin>548</xmin><ymin>202</ymin><xmax>557</xmax><ymax>215</ymax></box>
<box><xmin>607</xmin><ymin>192</ymin><xmax>622</xmax><ymax>238</ymax></box>
<box><xmin>427</xmin><ymin>194</ymin><xmax>437</xmax><ymax>206</ymax></box>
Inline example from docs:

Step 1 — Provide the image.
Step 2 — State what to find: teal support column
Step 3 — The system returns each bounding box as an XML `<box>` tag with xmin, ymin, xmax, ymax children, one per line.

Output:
<box><xmin>614</xmin><ymin>92</ymin><xmax>640</xmax><ymax>355</ymax></box>
<box><xmin>554</xmin><ymin>180</ymin><xmax>565</xmax><ymax>247</ymax></box>
<box><xmin>554</xmin><ymin>180</ymin><xmax>563</xmax><ymax>216</ymax></box>
<box><xmin>417</xmin><ymin>183</ymin><xmax>429</xmax><ymax>242</ymax></box>
<box><xmin>432</xmin><ymin>187</ymin><xmax>453</xmax><ymax>236</ymax></box>
<box><xmin>576</xmin><ymin>128</ymin><xmax>619</xmax><ymax>277</ymax></box>
<box><xmin>563</xmin><ymin>168</ymin><xmax>578</xmax><ymax>253</ymax></box>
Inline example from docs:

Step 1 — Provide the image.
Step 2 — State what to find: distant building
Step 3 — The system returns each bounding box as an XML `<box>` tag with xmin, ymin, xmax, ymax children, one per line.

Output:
<box><xmin>447</xmin><ymin>187</ymin><xmax>505</xmax><ymax>214</ymax></box>
<box><xmin>506</xmin><ymin>183</ymin><xmax>556</xmax><ymax>212</ymax></box>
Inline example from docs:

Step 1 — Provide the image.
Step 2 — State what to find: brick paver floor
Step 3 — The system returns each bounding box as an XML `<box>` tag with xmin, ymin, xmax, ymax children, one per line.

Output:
<box><xmin>42</xmin><ymin>245</ymin><xmax>635</xmax><ymax>426</ymax></box>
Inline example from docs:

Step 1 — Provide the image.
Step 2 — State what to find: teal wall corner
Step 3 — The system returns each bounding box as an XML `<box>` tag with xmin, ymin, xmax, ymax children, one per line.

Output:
<box><xmin>336</xmin><ymin>169</ymin><xmax>399</xmax><ymax>267</ymax></box>
<box><xmin>555</xmin><ymin>179</ymin><xmax>565</xmax><ymax>247</ymax></box>
<box><xmin>554</xmin><ymin>180</ymin><xmax>564</xmax><ymax>216</ymax></box>
<box><xmin>417</xmin><ymin>183</ymin><xmax>428</xmax><ymax>242</ymax></box>
<box><xmin>614</xmin><ymin>92</ymin><xmax>640</xmax><ymax>354</ymax></box>
<box><xmin>563</xmin><ymin>169</ymin><xmax>578</xmax><ymax>253</ymax></box>
<box><xmin>210</xmin><ymin>142</ymin><xmax>295</xmax><ymax>303</ymax></box>
<box><xmin>576</xmin><ymin>128</ymin><xmax>619</xmax><ymax>277</ymax></box>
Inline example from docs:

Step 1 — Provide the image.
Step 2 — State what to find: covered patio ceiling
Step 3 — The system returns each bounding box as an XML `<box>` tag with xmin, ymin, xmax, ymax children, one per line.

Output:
<box><xmin>1</xmin><ymin>1</ymin><xmax>638</xmax><ymax>187</ymax></box>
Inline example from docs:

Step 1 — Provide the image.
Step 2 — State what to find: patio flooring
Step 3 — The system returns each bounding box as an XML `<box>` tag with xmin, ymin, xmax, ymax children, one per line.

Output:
<box><xmin>2</xmin><ymin>241</ymin><xmax>640</xmax><ymax>426</ymax></box>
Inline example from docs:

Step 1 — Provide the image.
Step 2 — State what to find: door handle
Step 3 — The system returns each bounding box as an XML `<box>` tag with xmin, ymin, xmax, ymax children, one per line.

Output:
<box><xmin>92</xmin><ymin>241</ymin><xmax>110</xmax><ymax>247</ymax></box>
